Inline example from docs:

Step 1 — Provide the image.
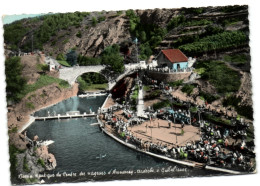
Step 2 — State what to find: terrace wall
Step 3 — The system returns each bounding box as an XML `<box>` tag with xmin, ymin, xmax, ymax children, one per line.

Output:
<box><xmin>147</xmin><ymin>71</ymin><xmax>191</xmax><ymax>82</ymax></box>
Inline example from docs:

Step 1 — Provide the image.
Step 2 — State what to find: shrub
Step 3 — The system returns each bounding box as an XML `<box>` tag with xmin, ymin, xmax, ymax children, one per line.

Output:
<box><xmin>169</xmin><ymin>80</ymin><xmax>183</xmax><ymax>87</ymax></box>
<box><xmin>37</xmin><ymin>158</ymin><xmax>46</xmax><ymax>168</ymax></box>
<box><xmin>98</xmin><ymin>16</ymin><xmax>106</xmax><ymax>23</ymax></box>
<box><xmin>59</xmin><ymin>80</ymin><xmax>70</xmax><ymax>89</ymax></box>
<box><xmin>223</xmin><ymin>95</ymin><xmax>253</xmax><ymax>119</ymax></box>
<box><xmin>153</xmin><ymin>100</ymin><xmax>171</xmax><ymax>110</ymax></box>
<box><xmin>92</xmin><ymin>17</ymin><xmax>98</xmax><ymax>26</ymax></box>
<box><xmin>199</xmin><ymin>91</ymin><xmax>219</xmax><ymax>103</ymax></box>
<box><xmin>23</xmin><ymin>157</ymin><xmax>30</xmax><ymax>173</ymax></box>
<box><xmin>195</xmin><ymin>60</ymin><xmax>241</xmax><ymax>93</ymax></box>
<box><xmin>37</xmin><ymin>64</ymin><xmax>49</xmax><ymax>72</ymax></box>
<box><xmin>56</xmin><ymin>53</ymin><xmax>65</xmax><ymax>61</ymax></box>
<box><xmin>76</xmin><ymin>31</ymin><xmax>82</xmax><ymax>38</ymax></box>
<box><xmin>26</xmin><ymin>102</ymin><xmax>35</xmax><ymax>110</ymax></box>
<box><xmin>223</xmin><ymin>54</ymin><xmax>248</xmax><ymax>64</ymax></box>
<box><xmin>145</xmin><ymin>89</ymin><xmax>160</xmax><ymax>100</ymax></box>
<box><xmin>181</xmin><ymin>84</ymin><xmax>195</xmax><ymax>96</ymax></box>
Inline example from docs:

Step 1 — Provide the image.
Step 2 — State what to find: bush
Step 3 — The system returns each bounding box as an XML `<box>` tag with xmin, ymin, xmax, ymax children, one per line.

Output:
<box><xmin>181</xmin><ymin>84</ymin><xmax>195</xmax><ymax>96</ymax></box>
<box><xmin>203</xmin><ymin>113</ymin><xmax>232</xmax><ymax>126</ymax></box>
<box><xmin>153</xmin><ymin>100</ymin><xmax>171</xmax><ymax>110</ymax></box>
<box><xmin>169</xmin><ymin>80</ymin><xmax>183</xmax><ymax>87</ymax></box>
<box><xmin>199</xmin><ymin>91</ymin><xmax>219</xmax><ymax>103</ymax></box>
<box><xmin>37</xmin><ymin>158</ymin><xmax>46</xmax><ymax>168</ymax></box>
<box><xmin>92</xmin><ymin>17</ymin><xmax>98</xmax><ymax>26</ymax></box>
<box><xmin>23</xmin><ymin>157</ymin><xmax>30</xmax><ymax>173</ymax></box>
<box><xmin>59</xmin><ymin>80</ymin><xmax>70</xmax><ymax>88</ymax></box>
<box><xmin>98</xmin><ymin>16</ymin><xmax>106</xmax><ymax>23</ymax></box>
<box><xmin>57</xmin><ymin>60</ymin><xmax>71</xmax><ymax>67</ymax></box>
<box><xmin>223</xmin><ymin>54</ymin><xmax>248</xmax><ymax>64</ymax></box>
<box><xmin>145</xmin><ymin>89</ymin><xmax>160</xmax><ymax>100</ymax></box>
<box><xmin>9</xmin><ymin>145</ymin><xmax>25</xmax><ymax>180</ymax></box>
<box><xmin>37</xmin><ymin>64</ymin><xmax>49</xmax><ymax>72</ymax></box>
<box><xmin>56</xmin><ymin>53</ymin><xmax>65</xmax><ymax>61</ymax></box>
<box><xmin>25</xmin><ymin>102</ymin><xmax>35</xmax><ymax>110</ymax></box>
<box><xmin>196</xmin><ymin>60</ymin><xmax>241</xmax><ymax>94</ymax></box>
<box><xmin>223</xmin><ymin>95</ymin><xmax>253</xmax><ymax>119</ymax></box>
<box><xmin>76</xmin><ymin>31</ymin><xmax>82</xmax><ymax>38</ymax></box>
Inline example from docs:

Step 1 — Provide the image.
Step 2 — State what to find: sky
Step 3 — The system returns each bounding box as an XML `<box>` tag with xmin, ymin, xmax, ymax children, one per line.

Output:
<box><xmin>0</xmin><ymin>0</ymin><xmax>259</xmax><ymax>186</ymax></box>
<box><xmin>2</xmin><ymin>13</ymin><xmax>45</xmax><ymax>24</ymax></box>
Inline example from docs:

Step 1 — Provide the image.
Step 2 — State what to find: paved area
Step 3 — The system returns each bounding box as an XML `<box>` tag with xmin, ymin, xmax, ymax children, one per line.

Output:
<box><xmin>129</xmin><ymin>118</ymin><xmax>200</xmax><ymax>148</ymax></box>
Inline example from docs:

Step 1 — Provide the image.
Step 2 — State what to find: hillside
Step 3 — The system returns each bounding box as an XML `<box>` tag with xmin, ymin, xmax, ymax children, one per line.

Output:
<box><xmin>4</xmin><ymin>5</ymin><xmax>252</xmax><ymax>119</ymax></box>
<box><xmin>4</xmin><ymin>5</ymin><xmax>249</xmax><ymax>59</ymax></box>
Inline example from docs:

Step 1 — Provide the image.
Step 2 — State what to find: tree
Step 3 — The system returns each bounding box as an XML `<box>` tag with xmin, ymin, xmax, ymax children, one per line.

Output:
<box><xmin>66</xmin><ymin>50</ymin><xmax>78</xmax><ymax>66</ymax></box>
<box><xmin>101</xmin><ymin>44</ymin><xmax>124</xmax><ymax>73</ymax></box>
<box><xmin>5</xmin><ymin>57</ymin><xmax>27</xmax><ymax>103</ymax></box>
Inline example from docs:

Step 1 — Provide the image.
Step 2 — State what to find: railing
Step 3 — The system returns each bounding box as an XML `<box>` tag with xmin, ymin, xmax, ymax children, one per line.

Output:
<box><xmin>147</xmin><ymin>67</ymin><xmax>193</xmax><ymax>74</ymax></box>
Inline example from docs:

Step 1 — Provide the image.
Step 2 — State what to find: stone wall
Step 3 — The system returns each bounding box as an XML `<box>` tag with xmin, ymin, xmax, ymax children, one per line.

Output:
<box><xmin>147</xmin><ymin>71</ymin><xmax>191</xmax><ymax>82</ymax></box>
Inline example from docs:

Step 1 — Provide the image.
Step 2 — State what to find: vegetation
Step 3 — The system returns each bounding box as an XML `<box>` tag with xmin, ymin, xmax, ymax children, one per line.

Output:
<box><xmin>181</xmin><ymin>84</ymin><xmax>195</xmax><ymax>96</ymax></box>
<box><xmin>8</xmin><ymin>127</ymin><xmax>18</xmax><ymax>134</ymax></box>
<box><xmin>220</xmin><ymin>5</ymin><xmax>247</xmax><ymax>13</ymax></box>
<box><xmin>100</xmin><ymin>44</ymin><xmax>124</xmax><ymax>73</ymax></box>
<box><xmin>37</xmin><ymin>158</ymin><xmax>46</xmax><ymax>168</ymax></box>
<box><xmin>203</xmin><ymin>113</ymin><xmax>232</xmax><ymax>126</ymax></box>
<box><xmin>4</xmin><ymin>21</ymin><xmax>28</xmax><ymax>51</ymax></box>
<box><xmin>9</xmin><ymin>145</ymin><xmax>25</xmax><ymax>179</ymax></box>
<box><xmin>167</xmin><ymin>14</ymin><xmax>212</xmax><ymax>31</ymax></box>
<box><xmin>76</xmin><ymin>31</ymin><xmax>82</xmax><ymax>38</ymax></box>
<box><xmin>169</xmin><ymin>80</ymin><xmax>183</xmax><ymax>87</ymax></box>
<box><xmin>78</xmin><ymin>55</ymin><xmax>101</xmax><ymax>66</ymax></box>
<box><xmin>131</xmin><ymin>86</ymin><xmax>139</xmax><ymax>104</ymax></box>
<box><xmin>25</xmin><ymin>102</ymin><xmax>35</xmax><ymax>110</ymax></box>
<box><xmin>4</xmin><ymin>12</ymin><xmax>90</xmax><ymax>52</ymax></box>
<box><xmin>143</xmin><ymin>85</ymin><xmax>151</xmax><ymax>91</ymax></box>
<box><xmin>23</xmin><ymin>156</ymin><xmax>31</xmax><ymax>173</ymax></box>
<box><xmin>66</xmin><ymin>49</ymin><xmax>78</xmax><ymax>66</ymax></box>
<box><xmin>153</xmin><ymin>100</ymin><xmax>171</xmax><ymax>110</ymax></box>
<box><xmin>223</xmin><ymin>54</ymin><xmax>248</xmax><ymax>65</ymax></box>
<box><xmin>125</xmin><ymin>9</ymin><xmax>167</xmax><ymax>60</ymax></box>
<box><xmin>57</xmin><ymin>60</ymin><xmax>71</xmax><ymax>67</ymax></box>
<box><xmin>223</xmin><ymin>95</ymin><xmax>253</xmax><ymax>119</ymax></box>
<box><xmin>98</xmin><ymin>16</ymin><xmax>106</xmax><ymax>23</ymax></box>
<box><xmin>179</xmin><ymin>31</ymin><xmax>248</xmax><ymax>56</ymax></box>
<box><xmin>190</xmin><ymin>106</ymin><xmax>198</xmax><ymax>113</ymax></box>
<box><xmin>195</xmin><ymin>60</ymin><xmax>241</xmax><ymax>94</ymax></box>
<box><xmin>145</xmin><ymin>89</ymin><xmax>161</xmax><ymax>100</ymax></box>
<box><xmin>5</xmin><ymin>57</ymin><xmax>27</xmax><ymax>103</ymax></box>
<box><xmin>92</xmin><ymin>17</ymin><xmax>98</xmax><ymax>26</ymax></box>
<box><xmin>199</xmin><ymin>91</ymin><xmax>219</xmax><ymax>103</ymax></box>
<box><xmin>36</xmin><ymin>63</ymin><xmax>49</xmax><ymax>72</ymax></box>
<box><xmin>77</xmin><ymin>73</ymin><xmax>108</xmax><ymax>92</ymax></box>
<box><xmin>24</xmin><ymin>75</ymin><xmax>69</xmax><ymax>95</ymax></box>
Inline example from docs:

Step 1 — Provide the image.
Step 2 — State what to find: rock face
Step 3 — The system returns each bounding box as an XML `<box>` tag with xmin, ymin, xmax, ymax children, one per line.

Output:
<box><xmin>7</xmin><ymin>83</ymin><xmax>78</xmax><ymax>134</ymax></box>
<box><xmin>36</xmin><ymin>146</ymin><xmax>57</xmax><ymax>170</ymax></box>
<box><xmin>43</xmin><ymin>13</ymin><xmax>131</xmax><ymax>57</ymax></box>
<box><xmin>136</xmin><ymin>8</ymin><xmax>177</xmax><ymax>28</ymax></box>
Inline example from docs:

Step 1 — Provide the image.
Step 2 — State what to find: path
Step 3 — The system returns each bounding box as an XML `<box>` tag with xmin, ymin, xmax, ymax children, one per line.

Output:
<box><xmin>137</xmin><ymin>87</ymin><xmax>145</xmax><ymax>117</ymax></box>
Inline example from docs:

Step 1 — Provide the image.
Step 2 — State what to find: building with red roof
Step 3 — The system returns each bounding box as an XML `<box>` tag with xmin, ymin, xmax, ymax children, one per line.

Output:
<box><xmin>156</xmin><ymin>49</ymin><xmax>189</xmax><ymax>71</ymax></box>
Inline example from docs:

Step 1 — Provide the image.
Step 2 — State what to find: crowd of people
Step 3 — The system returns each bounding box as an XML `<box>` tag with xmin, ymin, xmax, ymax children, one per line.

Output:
<box><xmin>99</xmin><ymin>73</ymin><xmax>255</xmax><ymax>173</ymax></box>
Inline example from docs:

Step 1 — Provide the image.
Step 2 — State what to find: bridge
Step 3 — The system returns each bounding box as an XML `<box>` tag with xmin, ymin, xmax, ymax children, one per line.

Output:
<box><xmin>59</xmin><ymin>64</ymin><xmax>143</xmax><ymax>90</ymax></box>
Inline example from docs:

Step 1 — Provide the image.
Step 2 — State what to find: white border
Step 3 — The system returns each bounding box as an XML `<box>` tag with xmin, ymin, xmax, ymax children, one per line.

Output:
<box><xmin>0</xmin><ymin>0</ymin><xmax>259</xmax><ymax>186</ymax></box>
